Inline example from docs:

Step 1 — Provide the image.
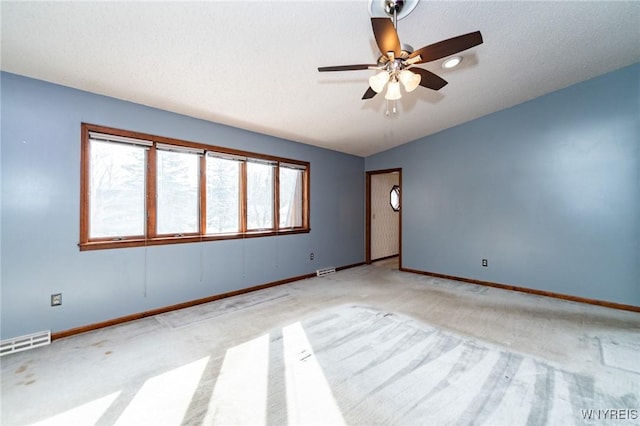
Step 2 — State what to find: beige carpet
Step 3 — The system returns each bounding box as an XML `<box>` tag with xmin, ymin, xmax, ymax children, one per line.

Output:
<box><xmin>185</xmin><ymin>304</ymin><xmax>637</xmax><ymax>425</ymax></box>
<box><xmin>2</xmin><ymin>263</ymin><xmax>639</xmax><ymax>425</ymax></box>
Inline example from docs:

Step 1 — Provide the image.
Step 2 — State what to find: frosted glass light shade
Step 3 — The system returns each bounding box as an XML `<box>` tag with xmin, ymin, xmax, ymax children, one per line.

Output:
<box><xmin>399</xmin><ymin>69</ymin><xmax>421</xmax><ymax>92</ymax></box>
<box><xmin>369</xmin><ymin>71</ymin><xmax>390</xmax><ymax>93</ymax></box>
<box><xmin>385</xmin><ymin>80</ymin><xmax>402</xmax><ymax>100</ymax></box>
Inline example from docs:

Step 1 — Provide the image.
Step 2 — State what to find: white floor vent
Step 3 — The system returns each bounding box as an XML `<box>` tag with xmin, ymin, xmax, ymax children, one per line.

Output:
<box><xmin>1</xmin><ymin>330</ymin><xmax>51</xmax><ymax>356</ymax></box>
<box><xmin>316</xmin><ymin>267</ymin><xmax>336</xmax><ymax>277</ymax></box>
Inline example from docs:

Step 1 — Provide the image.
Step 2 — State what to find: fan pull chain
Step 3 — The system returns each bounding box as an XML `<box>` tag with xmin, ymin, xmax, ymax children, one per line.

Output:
<box><xmin>385</xmin><ymin>99</ymin><xmax>398</xmax><ymax>117</ymax></box>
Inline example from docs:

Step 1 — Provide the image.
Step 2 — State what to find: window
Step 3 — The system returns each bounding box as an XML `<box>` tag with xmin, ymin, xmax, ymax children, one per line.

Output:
<box><xmin>246</xmin><ymin>160</ymin><xmax>275</xmax><ymax>230</ymax></box>
<box><xmin>87</xmin><ymin>133</ymin><xmax>150</xmax><ymax>240</ymax></box>
<box><xmin>206</xmin><ymin>154</ymin><xmax>241</xmax><ymax>234</ymax></box>
<box><xmin>390</xmin><ymin>185</ymin><xmax>400</xmax><ymax>212</ymax></box>
<box><xmin>80</xmin><ymin>124</ymin><xmax>310</xmax><ymax>250</ymax></box>
<box><xmin>279</xmin><ymin>163</ymin><xmax>304</xmax><ymax>228</ymax></box>
<box><xmin>156</xmin><ymin>146</ymin><xmax>201</xmax><ymax>235</ymax></box>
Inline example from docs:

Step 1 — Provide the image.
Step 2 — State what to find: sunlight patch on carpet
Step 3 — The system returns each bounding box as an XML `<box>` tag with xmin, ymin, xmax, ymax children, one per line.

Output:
<box><xmin>283</xmin><ymin>321</ymin><xmax>345</xmax><ymax>425</ymax></box>
<box><xmin>32</xmin><ymin>391</ymin><xmax>121</xmax><ymax>426</ymax></box>
<box><xmin>115</xmin><ymin>357</ymin><xmax>208</xmax><ymax>426</ymax></box>
<box><xmin>204</xmin><ymin>334</ymin><xmax>269</xmax><ymax>424</ymax></box>
<box><xmin>599</xmin><ymin>337</ymin><xmax>640</xmax><ymax>373</ymax></box>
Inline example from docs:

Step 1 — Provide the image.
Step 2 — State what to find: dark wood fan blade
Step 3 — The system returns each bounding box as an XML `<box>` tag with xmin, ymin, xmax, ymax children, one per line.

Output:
<box><xmin>371</xmin><ymin>18</ymin><xmax>401</xmax><ymax>58</ymax></box>
<box><xmin>410</xmin><ymin>68</ymin><xmax>448</xmax><ymax>91</ymax></box>
<box><xmin>362</xmin><ymin>87</ymin><xmax>377</xmax><ymax>100</ymax></box>
<box><xmin>318</xmin><ymin>64</ymin><xmax>376</xmax><ymax>72</ymax></box>
<box><xmin>409</xmin><ymin>31</ymin><xmax>483</xmax><ymax>64</ymax></box>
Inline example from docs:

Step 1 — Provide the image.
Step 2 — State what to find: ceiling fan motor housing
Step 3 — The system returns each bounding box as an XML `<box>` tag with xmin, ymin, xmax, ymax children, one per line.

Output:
<box><xmin>369</xmin><ymin>0</ymin><xmax>420</xmax><ymax>21</ymax></box>
<box><xmin>378</xmin><ymin>44</ymin><xmax>413</xmax><ymax>67</ymax></box>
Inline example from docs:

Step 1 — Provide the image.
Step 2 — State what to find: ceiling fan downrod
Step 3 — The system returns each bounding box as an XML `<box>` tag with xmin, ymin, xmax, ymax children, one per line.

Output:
<box><xmin>383</xmin><ymin>1</ymin><xmax>405</xmax><ymax>116</ymax></box>
<box><xmin>384</xmin><ymin>0</ymin><xmax>404</xmax><ymax>29</ymax></box>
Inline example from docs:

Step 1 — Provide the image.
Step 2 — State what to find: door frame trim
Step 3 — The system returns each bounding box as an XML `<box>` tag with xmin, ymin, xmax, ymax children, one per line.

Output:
<box><xmin>365</xmin><ymin>168</ymin><xmax>402</xmax><ymax>266</ymax></box>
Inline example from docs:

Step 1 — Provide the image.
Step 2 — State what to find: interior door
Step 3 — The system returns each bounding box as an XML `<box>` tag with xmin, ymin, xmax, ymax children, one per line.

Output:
<box><xmin>366</xmin><ymin>169</ymin><xmax>401</xmax><ymax>266</ymax></box>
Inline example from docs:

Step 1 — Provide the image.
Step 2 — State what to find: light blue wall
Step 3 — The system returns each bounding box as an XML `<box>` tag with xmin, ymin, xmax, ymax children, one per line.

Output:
<box><xmin>3</xmin><ymin>63</ymin><xmax>638</xmax><ymax>340</ymax></box>
<box><xmin>367</xmin><ymin>63</ymin><xmax>640</xmax><ymax>306</ymax></box>
<box><xmin>0</xmin><ymin>72</ymin><xmax>365</xmax><ymax>339</ymax></box>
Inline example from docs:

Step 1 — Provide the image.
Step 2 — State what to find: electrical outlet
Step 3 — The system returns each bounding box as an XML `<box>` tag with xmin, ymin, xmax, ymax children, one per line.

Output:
<box><xmin>51</xmin><ymin>293</ymin><xmax>62</xmax><ymax>306</ymax></box>
<box><xmin>482</xmin><ymin>259</ymin><xmax>488</xmax><ymax>267</ymax></box>
<box><xmin>310</xmin><ymin>252</ymin><xmax>315</xmax><ymax>261</ymax></box>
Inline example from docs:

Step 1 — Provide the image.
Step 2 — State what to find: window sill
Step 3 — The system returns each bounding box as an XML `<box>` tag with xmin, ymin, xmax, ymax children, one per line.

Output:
<box><xmin>79</xmin><ymin>228</ymin><xmax>311</xmax><ymax>251</ymax></box>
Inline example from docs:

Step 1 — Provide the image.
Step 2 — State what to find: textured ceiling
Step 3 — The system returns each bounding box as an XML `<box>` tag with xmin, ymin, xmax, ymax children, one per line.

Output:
<box><xmin>2</xmin><ymin>1</ymin><xmax>639</xmax><ymax>157</ymax></box>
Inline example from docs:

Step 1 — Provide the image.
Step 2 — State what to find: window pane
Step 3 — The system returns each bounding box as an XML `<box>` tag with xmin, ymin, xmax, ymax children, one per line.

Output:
<box><xmin>246</xmin><ymin>161</ymin><xmax>274</xmax><ymax>230</ymax></box>
<box><xmin>390</xmin><ymin>185</ymin><xmax>400</xmax><ymax>211</ymax></box>
<box><xmin>89</xmin><ymin>140</ymin><xmax>146</xmax><ymax>238</ymax></box>
<box><xmin>157</xmin><ymin>150</ymin><xmax>199</xmax><ymax>235</ymax></box>
<box><xmin>206</xmin><ymin>156</ymin><xmax>240</xmax><ymax>233</ymax></box>
<box><xmin>279</xmin><ymin>166</ymin><xmax>303</xmax><ymax>228</ymax></box>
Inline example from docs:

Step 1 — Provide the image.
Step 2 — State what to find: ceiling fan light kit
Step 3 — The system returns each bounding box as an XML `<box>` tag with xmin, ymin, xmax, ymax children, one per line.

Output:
<box><xmin>385</xmin><ymin>80</ymin><xmax>402</xmax><ymax>100</ymax></box>
<box><xmin>318</xmin><ymin>0</ymin><xmax>483</xmax><ymax>114</ymax></box>
<box><xmin>398</xmin><ymin>69</ymin><xmax>421</xmax><ymax>92</ymax></box>
<box><xmin>369</xmin><ymin>70</ymin><xmax>391</xmax><ymax>93</ymax></box>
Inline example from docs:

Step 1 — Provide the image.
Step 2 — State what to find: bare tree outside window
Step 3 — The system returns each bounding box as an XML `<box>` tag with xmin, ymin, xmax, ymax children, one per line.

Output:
<box><xmin>206</xmin><ymin>156</ymin><xmax>240</xmax><ymax>233</ymax></box>
<box><xmin>246</xmin><ymin>161</ymin><xmax>274</xmax><ymax>230</ymax></box>
<box><xmin>156</xmin><ymin>150</ymin><xmax>199</xmax><ymax>235</ymax></box>
<box><xmin>89</xmin><ymin>140</ymin><xmax>145</xmax><ymax>238</ymax></box>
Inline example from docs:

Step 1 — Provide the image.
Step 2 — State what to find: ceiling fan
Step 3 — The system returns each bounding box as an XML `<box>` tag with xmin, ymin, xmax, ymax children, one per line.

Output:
<box><xmin>318</xmin><ymin>0</ymin><xmax>483</xmax><ymax>103</ymax></box>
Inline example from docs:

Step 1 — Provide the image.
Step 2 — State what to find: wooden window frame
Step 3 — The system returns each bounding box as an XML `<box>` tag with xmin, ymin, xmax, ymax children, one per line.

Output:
<box><xmin>79</xmin><ymin>123</ymin><xmax>310</xmax><ymax>251</ymax></box>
